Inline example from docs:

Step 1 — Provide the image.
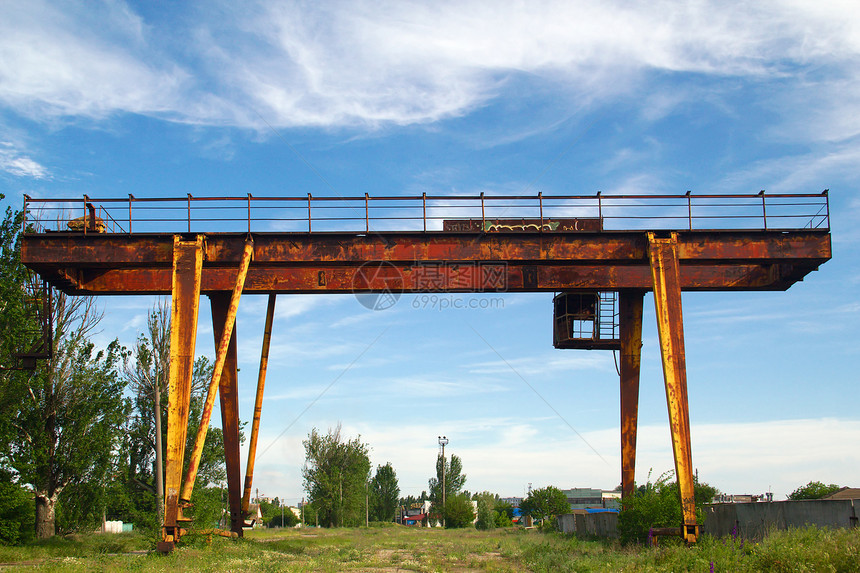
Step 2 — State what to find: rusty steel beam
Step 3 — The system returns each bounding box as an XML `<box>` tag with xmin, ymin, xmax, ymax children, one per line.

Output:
<box><xmin>619</xmin><ymin>291</ymin><xmax>645</xmax><ymax>500</ymax></box>
<box><xmin>648</xmin><ymin>232</ymin><xmax>698</xmax><ymax>544</ymax></box>
<box><xmin>20</xmin><ymin>230</ymin><xmax>831</xmax><ymax>267</ymax></box>
<box><xmin>160</xmin><ymin>236</ymin><xmax>203</xmax><ymax>553</ymax></box>
<box><xmin>242</xmin><ymin>293</ymin><xmax>276</xmax><ymax>518</ymax></box>
<box><xmin>52</xmin><ymin>261</ymin><xmax>816</xmax><ymax>294</ymax></box>
<box><xmin>209</xmin><ymin>293</ymin><xmax>244</xmax><ymax>537</ymax></box>
<box><xmin>180</xmin><ymin>239</ymin><xmax>253</xmax><ymax>506</ymax></box>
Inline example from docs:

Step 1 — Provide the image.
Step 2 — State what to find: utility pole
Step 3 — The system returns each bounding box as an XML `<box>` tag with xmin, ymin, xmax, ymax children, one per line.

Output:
<box><xmin>438</xmin><ymin>435</ymin><xmax>448</xmax><ymax>527</ymax></box>
<box><xmin>365</xmin><ymin>481</ymin><xmax>369</xmax><ymax>527</ymax></box>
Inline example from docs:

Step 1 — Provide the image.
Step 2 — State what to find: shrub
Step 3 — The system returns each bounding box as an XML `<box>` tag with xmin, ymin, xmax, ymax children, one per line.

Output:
<box><xmin>617</xmin><ymin>470</ymin><xmax>717</xmax><ymax>544</ymax></box>
<box><xmin>444</xmin><ymin>495</ymin><xmax>475</xmax><ymax>529</ymax></box>
<box><xmin>0</xmin><ymin>476</ymin><xmax>33</xmax><ymax>545</ymax></box>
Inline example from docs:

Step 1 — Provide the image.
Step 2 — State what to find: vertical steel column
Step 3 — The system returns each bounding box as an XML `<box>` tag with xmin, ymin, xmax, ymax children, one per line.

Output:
<box><xmin>180</xmin><ymin>238</ymin><xmax>253</xmax><ymax>505</ymax></box>
<box><xmin>160</xmin><ymin>235</ymin><xmax>203</xmax><ymax>552</ymax></box>
<box><xmin>647</xmin><ymin>232</ymin><xmax>698</xmax><ymax>543</ymax></box>
<box><xmin>619</xmin><ymin>291</ymin><xmax>644</xmax><ymax>500</ymax></box>
<box><xmin>210</xmin><ymin>293</ymin><xmax>244</xmax><ymax>537</ymax></box>
<box><xmin>242</xmin><ymin>294</ymin><xmax>277</xmax><ymax>517</ymax></box>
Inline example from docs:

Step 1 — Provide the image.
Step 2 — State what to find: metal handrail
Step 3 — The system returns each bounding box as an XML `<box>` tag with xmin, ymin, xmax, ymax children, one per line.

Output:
<box><xmin>22</xmin><ymin>190</ymin><xmax>830</xmax><ymax>235</ymax></box>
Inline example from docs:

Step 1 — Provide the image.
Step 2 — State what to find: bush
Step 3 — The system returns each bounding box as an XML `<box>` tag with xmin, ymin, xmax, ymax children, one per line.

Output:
<box><xmin>0</xmin><ymin>476</ymin><xmax>33</xmax><ymax>545</ymax></box>
<box><xmin>787</xmin><ymin>481</ymin><xmax>841</xmax><ymax>500</ymax></box>
<box><xmin>444</xmin><ymin>495</ymin><xmax>475</xmax><ymax>529</ymax></box>
<box><xmin>617</xmin><ymin>470</ymin><xmax>717</xmax><ymax>545</ymax></box>
<box><xmin>475</xmin><ymin>494</ymin><xmax>495</xmax><ymax>531</ymax></box>
<box><xmin>268</xmin><ymin>509</ymin><xmax>299</xmax><ymax>528</ymax></box>
<box><xmin>521</xmin><ymin>486</ymin><xmax>569</xmax><ymax>531</ymax></box>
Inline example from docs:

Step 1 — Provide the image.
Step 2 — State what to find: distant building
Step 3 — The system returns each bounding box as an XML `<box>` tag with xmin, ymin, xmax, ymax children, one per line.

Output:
<box><xmin>712</xmin><ymin>493</ymin><xmax>774</xmax><ymax>503</ymax></box>
<box><xmin>500</xmin><ymin>497</ymin><xmax>522</xmax><ymax>508</ymax></box>
<box><xmin>561</xmin><ymin>488</ymin><xmax>620</xmax><ymax>510</ymax></box>
<box><xmin>822</xmin><ymin>487</ymin><xmax>860</xmax><ymax>500</ymax></box>
<box><xmin>399</xmin><ymin>500</ymin><xmax>432</xmax><ymax>526</ymax></box>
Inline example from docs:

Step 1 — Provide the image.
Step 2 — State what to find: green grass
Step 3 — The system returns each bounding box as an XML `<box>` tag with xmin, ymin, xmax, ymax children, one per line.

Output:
<box><xmin>0</xmin><ymin>525</ymin><xmax>858</xmax><ymax>572</ymax></box>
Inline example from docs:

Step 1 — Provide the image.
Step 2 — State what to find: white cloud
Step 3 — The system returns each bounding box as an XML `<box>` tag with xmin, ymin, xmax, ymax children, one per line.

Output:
<box><xmin>3</xmin><ymin>0</ymin><xmax>860</xmax><ymax>131</ymax></box>
<box><xmin>0</xmin><ymin>141</ymin><xmax>50</xmax><ymax>179</ymax></box>
<box><xmin>246</xmin><ymin>416</ymin><xmax>860</xmax><ymax>502</ymax></box>
<box><xmin>466</xmin><ymin>352</ymin><xmax>611</xmax><ymax>376</ymax></box>
<box><xmin>0</xmin><ymin>0</ymin><xmax>192</xmax><ymax>121</ymax></box>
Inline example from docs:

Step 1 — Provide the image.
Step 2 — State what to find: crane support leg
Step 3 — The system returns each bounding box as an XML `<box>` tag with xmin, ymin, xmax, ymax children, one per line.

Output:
<box><xmin>159</xmin><ymin>235</ymin><xmax>203</xmax><ymax>553</ymax></box>
<box><xmin>619</xmin><ymin>291</ymin><xmax>644</xmax><ymax>500</ymax></box>
<box><xmin>242</xmin><ymin>294</ymin><xmax>277</xmax><ymax>517</ymax></box>
<box><xmin>648</xmin><ymin>232</ymin><xmax>699</xmax><ymax>543</ymax></box>
<box><xmin>210</xmin><ymin>293</ymin><xmax>244</xmax><ymax>537</ymax></box>
<box><xmin>180</xmin><ymin>238</ymin><xmax>253</xmax><ymax>507</ymax></box>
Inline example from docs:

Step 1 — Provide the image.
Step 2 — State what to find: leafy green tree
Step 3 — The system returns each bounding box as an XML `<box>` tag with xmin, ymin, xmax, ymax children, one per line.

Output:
<box><xmin>0</xmin><ymin>198</ymin><xmax>33</xmax><ymax>372</ymax></box>
<box><xmin>473</xmin><ymin>491</ymin><xmax>497</xmax><ymax>530</ymax></box>
<box><xmin>617</xmin><ymin>470</ymin><xmax>719</xmax><ymax>544</ymax></box>
<box><xmin>369</xmin><ymin>463</ymin><xmax>400</xmax><ymax>522</ymax></box>
<box><xmin>787</xmin><ymin>481</ymin><xmax>842</xmax><ymax>500</ymax></box>
<box><xmin>302</xmin><ymin>424</ymin><xmax>371</xmax><ymax>527</ymax></box>
<box><xmin>428</xmin><ymin>453</ymin><xmax>466</xmax><ymax>521</ymax></box>
<box><xmin>494</xmin><ymin>499</ymin><xmax>514</xmax><ymax>527</ymax></box>
<box><xmin>443</xmin><ymin>494</ymin><xmax>475</xmax><ymax>528</ymax></box>
<box><xmin>118</xmin><ymin>300</ymin><xmax>225</xmax><ymax>535</ymax></box>
<box><xmin>8</xmin><ymin>293</ymin><xmax>129</xmax><ymax>538</ymax></box>
<box><xmin>0</xmin><ymin>470</ymin><xmax>33</xmax><ymax>545</ymax></box>
<box><xmin>520</xmin><ymin>486</ymin><xmax>570</xmax><ymax>529</ymax></box>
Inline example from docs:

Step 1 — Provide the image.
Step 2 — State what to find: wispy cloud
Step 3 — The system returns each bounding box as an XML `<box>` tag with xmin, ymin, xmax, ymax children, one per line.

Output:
<box><xmin>3</xmin><ymin>0</ymin><xmax>860</xmax><ymax>133</ymax></box>
<box><xmin>467</xmin><ymin>352</ymin><xmax>611</xmax><ymax>376</ymax></box>
<box><xmin>248</xmin><ymin>416</ymin><xmax>860</xmax><ymax>501</ymax></box>
<box><xmin>0</xmin><ymin>0</ymin><xmax>191</xmax><ymax>121</ymax></box>
<box><xmin>0</xmin><ymin>141</ymin><xmax>50</xmax><ymax>179</ymax></box>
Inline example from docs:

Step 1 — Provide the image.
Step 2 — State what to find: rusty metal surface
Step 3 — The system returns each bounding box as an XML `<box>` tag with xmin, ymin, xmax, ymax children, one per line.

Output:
<box><xmin>209</xmin><ymin>293</ymin><xmax>244</xmax><ymax>537</ymax></box>
<box><xmin>20</xmin><ymin>231</ymin><xmax>830</xmax><ymax>295</ymax></box>
<box><xmin>619</xmin><ymin>291</ymin><xmax>644</xmax><ymax>500</ymax></box>
<box><xmin>162</xmin><ymin>236</ymin><xmax>203</xmax><ymax>547</ymax></box>
<box><xmin>242</xmin><ymin>293</ymin><xmax>276</xmax><ymax>517</ymax></box>
<box><xmin>180</xmin><ymin>239</ymin><xmax>253</xmax><ymax>505</ymax></box>
<box><xmin>648</xmin><ymin>232</ymin><xmax>698</xmax><ymax>543</ymax></box>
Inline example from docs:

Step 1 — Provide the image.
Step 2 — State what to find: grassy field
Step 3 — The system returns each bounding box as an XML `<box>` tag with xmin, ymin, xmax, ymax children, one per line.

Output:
<box><xmin>0</xmin><ymin>525</ymin><xmax>858</xmax><ymax>572</ymax></box>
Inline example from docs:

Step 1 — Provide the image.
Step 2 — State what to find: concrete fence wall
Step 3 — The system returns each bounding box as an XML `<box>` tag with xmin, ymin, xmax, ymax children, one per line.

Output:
<box><xmin>558</xmin><ymin>499</ymin><xmax>859</xmax><ymax>540</ymax></box>
<box><xmin>703</xmin><ymin>499</ymin><xmax>859</xmax><ymax>539</ymax></box>
<box><xmin>557</xmin><ymin>511</ymin><xmax>618</xmax><ymax>538</ymax></box>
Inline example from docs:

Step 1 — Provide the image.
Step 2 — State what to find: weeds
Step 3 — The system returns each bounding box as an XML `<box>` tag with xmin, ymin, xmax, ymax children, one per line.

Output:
<box><xmin>0</xmin><ymin>524</ymin><xmax>857</xmax><ymax>571</ymax></box>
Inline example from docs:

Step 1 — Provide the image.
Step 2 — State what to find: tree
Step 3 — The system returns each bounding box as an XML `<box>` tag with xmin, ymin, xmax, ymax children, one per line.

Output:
<box><xmin>428</xmin><ymin>453</ymin><xmax>466</xmax><ymax>521</ymax></box>
<box><xmin>520</xmin><ymin>486</ymin><xmax>570</xmax><ymax>529</ymax></box>
<box><xmin>123</xmin><ymin>299</ymin><xmax>170</xmax><ymax>519</ymax></box>
<box><xmin>0</xmin><ymin>469</ymin><xmax>33</xmax><ymax>545</ymax></box>
<box><xmin>119</xmin><ymin>301</ymin><xmax>225</xmax><ymax>533</ymax></box>
<box><xmin>443</xmin><ymin>494</ymin><xmax>475</xmax><ymax>528</ymax></box>
<box><xmin>494</xmin><ymin>499</ymin><xmax>514</xmax><ymax>528</ymax></box>
<box><xmin>617</xmin><ymin>470</ymin><xmax>719</xmax><ymax>544</ymax></box>
<box><xmin>787</xmin><ymin>481</ymin><xmax>841</xmax><ymax>500</ymax></box>
<box><xmin>369</xmin><ymin>462</ymin><xmax>400</xmax><ymax>522</ymax></box>
<box><xmin>474</xmin><ymin>491</ymin><xmax>497</xmax><ymax>531</ymax></box>
<box><xmin>8</xmin><ymin>292</ymin><xmax>128</xmax><ymax>538</ymax></box>
<box><xmin>0</xmin><ymin>198</ymin><xmax>38</xmax><ymax>449</ymax></box>
<box><xmin>302</xmin><ymin>424</ymin><xmax>371</xmax><ymax>527</ymax></box>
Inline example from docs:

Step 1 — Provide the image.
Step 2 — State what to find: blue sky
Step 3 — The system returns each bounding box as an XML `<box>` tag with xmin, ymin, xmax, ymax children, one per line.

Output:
<box><xmin>1</xmin><ymin>0</ymin><xmax>859</xmax><ymax>505</ymax></box>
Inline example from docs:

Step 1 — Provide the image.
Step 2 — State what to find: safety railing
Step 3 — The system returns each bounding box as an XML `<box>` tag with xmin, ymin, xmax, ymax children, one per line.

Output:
<box><xmin>22</xmin><ymin>191</ymin><xmax>830</xmax><ymax>235</ymax></box>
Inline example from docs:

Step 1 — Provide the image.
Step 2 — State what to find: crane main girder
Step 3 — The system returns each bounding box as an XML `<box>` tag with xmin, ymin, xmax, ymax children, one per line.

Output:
<box><xmin>21</xmin><ymin>230</ymin><xmax>829</xmax><ymax>296</ymax></box>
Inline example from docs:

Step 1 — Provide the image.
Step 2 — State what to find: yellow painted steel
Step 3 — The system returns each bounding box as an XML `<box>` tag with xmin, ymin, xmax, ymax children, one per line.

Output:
<box><xmin>180</xmin><ymin>238</ymin><xmax>254</xmax><ymax>505</ymax></box>
<box><xmin>242</xmin><ymin>293</ymin><xmax>277</xmax><ymax>516</ymax></box>
<box><xmin>647</xmin><ymin>232</ymin><xmax>699</xmax><ymax>543</ymax></box>
<box><xmin>161</xmin><ymin>235</ymin><xmax>203</xmax><ymax>548</ymax></box>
